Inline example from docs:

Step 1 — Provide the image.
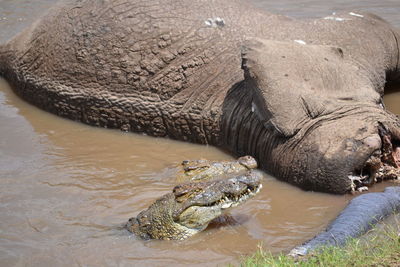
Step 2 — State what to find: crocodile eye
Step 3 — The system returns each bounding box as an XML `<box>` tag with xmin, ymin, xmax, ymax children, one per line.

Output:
<box><xmin>173</xmin><ymin>185</ymin><xmax>188</xmax><ymax>197</ymax></box>
<box><xmin>175</xmin><ymin>194</ymin><xmax>188</xmax><ymax>203</ymax></box>
<box><xmin>174</xmin><ymin>191</ymin><xmax>186</xmax><ymax>198</ymax></box>
<box><xmin>138</xmin><ymin>215</ymin><xmax>150</xmax><ymax>226</ymax></box>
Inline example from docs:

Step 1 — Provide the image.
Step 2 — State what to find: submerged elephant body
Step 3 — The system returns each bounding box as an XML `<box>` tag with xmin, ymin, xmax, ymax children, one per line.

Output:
<box><xmin>0</xmin><ymin>0</ymin><xmax>399</xmax><ymax>193</ymax></box>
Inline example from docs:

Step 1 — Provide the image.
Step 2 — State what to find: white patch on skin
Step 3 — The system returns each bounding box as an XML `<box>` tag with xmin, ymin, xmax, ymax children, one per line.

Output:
<box><xmin>205</xmin><ymin>19</ymin><xmax>213</xmax><ymax>26</ymax></box>
<box><xmin>251</xmin><ymin>102</ymin><xmax>256</xmax><ymax>113</ymax></box>
<box><xmin>323</xmin><ymin>16</ymin><xmax>349</xmax><ymax>22</ymax></box>
<box><xmin>204</xmin><ymin>17</ymin><xmax>225</xmax><ymax>27</ymax></box>
<box><xmin>349</xmin><ymin>12</ymin><xmax>364</xmax><ymax>18</ymax></box>
<box><xmin>214</xmin><ymin>17</ymin><xmax>225</xmax><ymax>27</ymax></box>
<box><xmin>294</xmin><ymin>40</ymin><xmax>307</xmax><ymax>45</ymax></box>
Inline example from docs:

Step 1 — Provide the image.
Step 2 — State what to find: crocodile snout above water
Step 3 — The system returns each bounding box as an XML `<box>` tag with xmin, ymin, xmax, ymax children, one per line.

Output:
<box><xmin>126</xmin><ymin>171</ymin><xmax>262</xmax><ymax>240</ymax></box>
<box><xmin>178</xmin><ymin>155</ymin><xmax>258</xmax><ymax>181</ymax></box>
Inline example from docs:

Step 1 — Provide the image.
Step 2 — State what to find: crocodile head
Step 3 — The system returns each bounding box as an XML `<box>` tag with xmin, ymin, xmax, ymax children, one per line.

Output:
<box><xmin>179</xmin><ymin>155</ymin><xmax>258</xmax><ymax>181</ymax></box>
<box><xmin>126</xmin><ymin>171</ymin><xmax>262</xmax><ymax>240</ymax></box>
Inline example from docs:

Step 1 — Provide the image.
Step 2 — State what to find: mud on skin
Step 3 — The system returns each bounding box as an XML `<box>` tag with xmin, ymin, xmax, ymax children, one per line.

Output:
<box><xmin>0</xmin><ymin>0</ymin><xmax>400</xmax><ymax>193</ymax></box>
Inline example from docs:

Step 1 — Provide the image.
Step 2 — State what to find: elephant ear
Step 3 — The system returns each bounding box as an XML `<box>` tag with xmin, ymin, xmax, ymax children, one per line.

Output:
<box><xmin>241</xmin><ymin>38</ymin><xmax>378</xmax><ymax>137</ymax></box>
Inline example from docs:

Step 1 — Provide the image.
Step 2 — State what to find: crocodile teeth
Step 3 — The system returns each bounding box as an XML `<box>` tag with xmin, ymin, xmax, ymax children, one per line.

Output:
<box><xmin>256</xmin><ymin>184</ymin><xmax>262</xmax><ymax>193</ymax></box>
<box><xmin>221</xmin><ymin>202</ymin><xmax>232</xmax><ymax>209</ymax></box>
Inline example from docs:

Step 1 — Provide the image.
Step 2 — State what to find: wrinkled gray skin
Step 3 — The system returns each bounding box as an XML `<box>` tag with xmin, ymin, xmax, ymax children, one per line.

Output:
<box><xmin>289</xmin><ymin>186</ymin><xmax>400</xmax><ymax>256</ymax></box>
<box><xmin>0</xmin><ymin>0</ymin><xmax>400</xmax><ymax>193</ymax></box>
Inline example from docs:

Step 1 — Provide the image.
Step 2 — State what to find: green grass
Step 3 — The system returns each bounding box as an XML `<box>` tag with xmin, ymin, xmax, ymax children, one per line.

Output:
<box><xmin>240</xmin><ymin>221</ymin><xmax>400</xmax><ymax>267</ymax></box>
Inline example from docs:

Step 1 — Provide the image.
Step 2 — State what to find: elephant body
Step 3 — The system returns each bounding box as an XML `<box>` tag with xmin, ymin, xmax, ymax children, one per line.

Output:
<box><xmin>1</xmin><ymin>0</ymin><xmax>399</xmax><ymax>193</ymax></box>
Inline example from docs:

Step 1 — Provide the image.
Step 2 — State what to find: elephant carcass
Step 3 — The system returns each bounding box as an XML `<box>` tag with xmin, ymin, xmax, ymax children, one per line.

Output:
<box><xmin>0</xmin><ymin>0</ymin><xmax>399</xmax><ymax>193</ymax></box>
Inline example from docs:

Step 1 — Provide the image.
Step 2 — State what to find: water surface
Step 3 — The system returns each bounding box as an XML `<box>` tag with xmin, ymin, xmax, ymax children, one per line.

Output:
<box><xmin>0</xmin><ymin>1</ymin><xmax>399</xmax><ymax>266</ymax></box>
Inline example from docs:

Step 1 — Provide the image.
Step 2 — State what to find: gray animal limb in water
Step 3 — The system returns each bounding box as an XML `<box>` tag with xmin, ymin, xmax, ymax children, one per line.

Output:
<box><xmin>289</xmin><ymin>186</ymin><xmax>400</xmax><ymax>256</ymax></box>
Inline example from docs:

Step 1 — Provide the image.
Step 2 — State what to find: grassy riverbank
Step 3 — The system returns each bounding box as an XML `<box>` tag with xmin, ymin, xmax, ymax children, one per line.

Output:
<box><xmin>241</xmin><ymin>219</ymin><xmax>400</xmax><ymax>267</ymax></box>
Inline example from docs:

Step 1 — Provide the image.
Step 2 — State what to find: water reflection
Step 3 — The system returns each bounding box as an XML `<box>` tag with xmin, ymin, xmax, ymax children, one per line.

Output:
<box><xmin>0</xmin><ymin>0</ymin><xmax>400</xmax><ymax>266</ymax></box>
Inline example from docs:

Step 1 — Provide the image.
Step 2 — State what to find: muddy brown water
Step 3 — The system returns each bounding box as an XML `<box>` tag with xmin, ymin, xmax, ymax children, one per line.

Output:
<box><xmin>0</xmin><ymin>1</ymin><xmax>399</xmax><ymax>266</ymax></box>
<box><xmin>385</xmin><ymin>83</ymin><xmax>400</xmax><ymax>116</ymax></box>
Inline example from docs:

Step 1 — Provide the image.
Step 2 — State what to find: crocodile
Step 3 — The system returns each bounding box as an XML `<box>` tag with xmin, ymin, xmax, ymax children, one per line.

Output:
<box><xmin>1</xmin><ymin>0</ymin><xmax>399</xmax><ymax>194</ymax></box>
<box><xmin>126</xmin><ymin>171</ymin><xmax>262</xmax><ymax>240</ymax></box>
<box><xmin>177</xmin><ymin>155</ymin><xmax>258</xmax><ymax>181</ymax></box>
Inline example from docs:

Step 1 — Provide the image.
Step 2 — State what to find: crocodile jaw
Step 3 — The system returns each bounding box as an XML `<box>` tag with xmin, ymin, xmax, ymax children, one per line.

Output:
<box><xmin>176</xmin><ymin>183</ymin><xmax>262</xmax><ymax>233</ymax></box>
